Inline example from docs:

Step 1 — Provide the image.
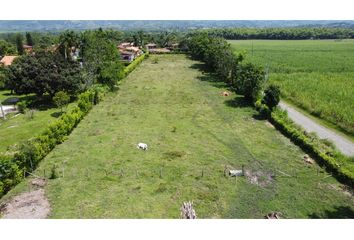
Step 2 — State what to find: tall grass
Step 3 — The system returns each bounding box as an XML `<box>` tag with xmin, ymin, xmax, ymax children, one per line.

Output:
<box><xmin>229</xmin><ymin>39</ymin><xmax>354</xmax><ymax>135</ymax></box>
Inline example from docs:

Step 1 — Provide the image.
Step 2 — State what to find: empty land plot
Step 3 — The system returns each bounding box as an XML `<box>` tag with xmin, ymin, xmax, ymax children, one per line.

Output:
<box><xmin>3</xmin><ymin>55</ymin><xmax>353</xmax><ymax>218</ymax></box>
<box><xmin>229</xmin><ymin>39</ymin><xmax>354</xmax><ymax>137</ymax></box>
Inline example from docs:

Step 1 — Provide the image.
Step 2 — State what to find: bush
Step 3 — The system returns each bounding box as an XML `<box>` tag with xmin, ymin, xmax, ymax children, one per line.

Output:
<box><xmin>123</xmin><ymin>53</ymin><xmax>148</xmax><ymax>76</ymax></box>
<box><xmin>53</xmin><ymin>91</ymin><xmax>70</xmax><ymax>113</ymax></box>
<box><xmin>233</xmin><ymin>62</ymin><xmax>265</xmax><ymax>103</ymax></box>
<box><xmin>262</xmin><ymin>84</ymin><xmax>281</xmax><ymax>110</ymax></box>
<box><xmin>16</xmin><ymin>101</ymin><xmax>28</xmax><ymax>114</ymax></box>
<box><xmin>0</xmin><ymin>156</ymin><xmax>22</xmax><ymax>197</ymax></box>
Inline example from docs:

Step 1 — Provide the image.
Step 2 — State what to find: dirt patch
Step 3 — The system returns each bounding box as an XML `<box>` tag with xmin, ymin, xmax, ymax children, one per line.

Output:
<box><xmin>244</xmin><ymin>169</ymin><xmax>275</xmax><ymax>187</ymax></box>
<box><xmin>31</xmin><ymin>178</ymin><xmax>47</xmax><ymax>188</ymax></box>
<box><xmin>0</xmin><ymin>189</ymin><xmax>50</xmax><ymax>219</ymax></box>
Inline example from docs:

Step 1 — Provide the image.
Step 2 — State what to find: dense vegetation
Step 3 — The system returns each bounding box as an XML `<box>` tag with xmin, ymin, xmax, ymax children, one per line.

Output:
<box><xmin>229</xmin><ymin>40</ymin><xmax>354</xmax><ymax>136</ymax></box>
<box><xmin>201</xmin><ymin>28</ymin><xmax>354</xmax><ymax>40</ymax></box>
<box><xmin>184</xmin><ymin>33</ymin><xmax>266</xmax><ymax>103</ymax></box>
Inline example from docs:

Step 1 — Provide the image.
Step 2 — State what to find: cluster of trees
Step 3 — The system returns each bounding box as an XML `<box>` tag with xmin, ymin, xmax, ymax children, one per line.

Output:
<box><xmin>199</xmin><ymin>28</ymin><xmax>354</xmax><ymax>40</ymax></box>
<box><xmin>1</xmin><ymin>29</ymin><xmax>126</xmax><ymax>109</ymax></box>
<box><xmin>184</xmin><ymin>33</ymin><xmax>280</xmax><ymax>110</ymax></box>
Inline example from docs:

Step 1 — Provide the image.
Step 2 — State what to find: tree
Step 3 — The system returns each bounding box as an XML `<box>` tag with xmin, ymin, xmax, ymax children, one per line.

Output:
<box><xmin>15</xmin><ymin>34</ymin><xmax>24</xmax><ymax>55</ymax></box>
<box><xmin>0</xmin><ymin>39</ymin><xmax>17</xmax><ymax>56</ymax></box>
<box><xmin>262</xmin><ymin>84</ymin><xmax>281</xmax><ymax>110</ymax></box>
<box><xmin>232</xmin><ymin>62</ymin><xmax>265</xmax><ymax>102</ymax></box>
<box><xmin>58</xmin><ymin>30</ymin><xmax>79</xmax><ymax>59</ymax></box>
<box><xmin>25</xmin><ymin>32</ymin><xmax>34</xmax><ymax>46</ymax></box>
<box><xmin>98</xmin><ymin>61</ymin><xmax>125</xmax><ymax>90</ymax></box>
<box><xmin>80</xmin><ymin>30</ymin><xmax>124</xmax><ymax>89</ymax></box>
<box><xmin>53</xmin><ymin>91</ymin><xmax>70</xmax><ymax>113</ymax></box>
<box><xmin>7</xmin><ymin>51</ymin><xmax>84</xmax><ymax>97</ymax></box>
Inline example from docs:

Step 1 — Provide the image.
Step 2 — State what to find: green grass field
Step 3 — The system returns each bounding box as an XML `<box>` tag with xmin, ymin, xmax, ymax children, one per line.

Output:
<box><xmin>2</xmin><ymin>55</ymin><xmax>353</xmax><ymax>218</ymax></box>
<box><xmin>0</xmin><ymin>90</ymin><xmax>74</xmax><ymax>153</ymax></box>
<box><xmin>229</xmin><ymin>39</ymin><xmax>354</xmax><ymax>136</ymax></box>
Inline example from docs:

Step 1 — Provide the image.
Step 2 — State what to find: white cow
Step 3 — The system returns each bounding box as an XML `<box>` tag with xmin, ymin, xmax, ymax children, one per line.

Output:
<box><xmin>137</xmin><ymin>143</ymin><xmax>148</xmax><ymax>151</ymax></box>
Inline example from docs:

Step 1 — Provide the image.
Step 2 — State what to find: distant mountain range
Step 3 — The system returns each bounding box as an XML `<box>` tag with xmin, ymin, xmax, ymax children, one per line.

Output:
<box><xmin>0</xmin><ymin>20</ymin><xmax>354</xmax><ymax>32</ymax></box>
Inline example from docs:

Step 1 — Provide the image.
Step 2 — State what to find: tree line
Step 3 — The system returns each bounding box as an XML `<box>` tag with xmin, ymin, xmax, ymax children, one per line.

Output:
<box><xmin>1</xmin><ymin>29</ymin><xmax>128</xmax><ymax>109</ymax></box>
<box><xmin>198</xmin><ymin>28</ymin><xmax>354</xmax><ymax>40</ymax></box>
<box><xmin>182</xmin><ymin>32</ymin><xmax>280</xmax><ymax>112</ymax></box>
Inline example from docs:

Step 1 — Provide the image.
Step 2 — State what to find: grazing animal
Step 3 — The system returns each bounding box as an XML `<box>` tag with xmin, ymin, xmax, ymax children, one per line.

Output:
<box><xmin>137</xmin><ymin>143</ymin><xmax>148</xmax><ymax>150</ymax></box>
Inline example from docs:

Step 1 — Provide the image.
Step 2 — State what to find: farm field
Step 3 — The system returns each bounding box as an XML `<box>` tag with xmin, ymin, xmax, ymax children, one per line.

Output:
<box><xmin>229</xmin><ymin>39</ymin><xmax>354</xmax><ymax>137</ymax></box>
<box><xmin>0</xmin><ymin>90</ymin><xmax>75</xmax><ymax>153</ymax></box>
<box><xmin>2</xmin><ymin>55</ymin><xmax>353</xmax><ymax>218</ymax></box>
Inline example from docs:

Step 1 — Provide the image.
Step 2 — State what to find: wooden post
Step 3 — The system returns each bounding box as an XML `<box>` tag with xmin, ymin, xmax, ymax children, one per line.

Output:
<box><xmin>201</xmin><ymin>169</ymin><xmax>204</xmax><ymax>178</ymax></box>
<box><xmin>159</xmin><ymin>168</ymin><xmax>163</xmax><ymax>178</ymax></box>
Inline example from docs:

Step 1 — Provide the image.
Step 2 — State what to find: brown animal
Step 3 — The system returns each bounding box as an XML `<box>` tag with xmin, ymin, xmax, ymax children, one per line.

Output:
<box><xmin>303</xmin><ymin>154</ymin><xmax>315</xmax><ymax>164</ymax></box>
<box><xmin>221</xmin><ymin>91</ymin><xmax>230</xmax><ymax>96</ymax></box>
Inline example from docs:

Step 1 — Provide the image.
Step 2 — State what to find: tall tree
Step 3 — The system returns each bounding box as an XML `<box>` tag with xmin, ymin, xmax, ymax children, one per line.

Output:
<box><xmin>0</xmin><ymin>39</ymin><xmax>17</xmax><ymax>56</ymax></box>
<box><xmin>25</xmin><ymin>32</ymin><xmax>34</xmax><ymax>46</ymax></box>
<box><xmin>80</xmin><ymin>29</ymin><xmax>124</xmax><ymax>89</ymax></box>
<box><xmin>58</xmin><ymin>30</ymin><xmax>79</xmax><ymax>59</ymax></box>
<box><xmin>7</xmin><ymin>51</ymin><xmax>84</xmax><ymax>97</ymax></box>
<box><xmin>15</xmin><ymin>34</ymin><xmax>24</xmax><ymax>55</ymax></box>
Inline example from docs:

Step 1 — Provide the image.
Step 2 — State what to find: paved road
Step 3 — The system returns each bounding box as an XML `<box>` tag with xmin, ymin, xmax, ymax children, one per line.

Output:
<box><xmin>279</xmin><ymin>101</ymin><xmax>354</xmax><ymax>156</ymax></box>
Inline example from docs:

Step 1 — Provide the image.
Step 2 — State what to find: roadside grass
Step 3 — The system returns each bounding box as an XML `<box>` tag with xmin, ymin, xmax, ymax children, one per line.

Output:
<box><xmin>229</xmin><ymin>39</ymin><xmax>354</xmax><ymax>136</ymax></box>
<box><xmin>2</xmin><ymin>55</ymin><xmax>353</xmax><ymax>218</ymax></box>
<box><xmin>0</xmin><ymin>90</ymin><xmax>75</xmax><ymax>153</ymax></box>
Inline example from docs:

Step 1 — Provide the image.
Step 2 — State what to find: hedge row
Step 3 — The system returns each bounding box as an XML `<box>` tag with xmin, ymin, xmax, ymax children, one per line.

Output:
<box><xmin>123</xmin><ymin>53</ymin><xmax>149</xmax><ymax>76</ymax></box>
<box><xmin>0</xmin><ymin>90</ymin><xmax>97</xmax><ymax>196</ymax></box>
<box><xmin>269</xmin><ymin>108</ymin><xmax>354</xmax><ymax>187</ymax></box>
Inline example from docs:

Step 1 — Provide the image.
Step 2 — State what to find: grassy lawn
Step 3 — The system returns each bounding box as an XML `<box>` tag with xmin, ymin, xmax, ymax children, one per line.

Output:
<box><xmin>229</xmin><ymin>39</ymin><xmax>354</xmax><ymax>136</ymax></box>
<box><xmin>0</xmin><ymin>90</ymin><xmax>74</xmax><ymax>153</ymax></box>
<box><xmin>2</xmin><ymin>55</ymin><xmax>353</xmax><ymax>218</ymax></box>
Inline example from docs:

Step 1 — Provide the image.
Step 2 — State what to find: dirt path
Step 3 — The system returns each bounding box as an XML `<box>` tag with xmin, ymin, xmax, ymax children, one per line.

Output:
<box><xmin>279</xmin><ymin>101</ymin><xmax>354</xmax><ymax>156</ymax></box>
<box><xmin>0</xmin><ymin>178</ymin><xmax>50</xmax><ymax>219</ymax></box>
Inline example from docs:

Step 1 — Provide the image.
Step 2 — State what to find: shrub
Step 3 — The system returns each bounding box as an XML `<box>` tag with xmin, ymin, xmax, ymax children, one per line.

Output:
<box><xmin>262</xmin><ymin>84</ymin><xmax>281</xmax><ymax>110</ymax></box>
<box><xmin>16</xmin><ymin>101</ymin><xmax>27</xmax><ymax>114</ymax></box>
<box><xmin>53</xmin><ymin>91</ymin><xmax>70</xmax><ymax>113</ymax></box>
<box><xmin>233</xmin><ymin>62</ymin><xmax>265</xmax><ymax>103</ymax></box>
<box><xmin>0</xmin><ymin>156</ymin><xmax>22</xmax><ymax>196</ymax></box>
<box><xmin>49</xmin><ymin>164</ymin><xmax>58</xmax><ymax>179</ymax></box>
<box><xmin>123</xmin><ymin>53</ymin><xmax>148</xmax><ymax>76</ymax></box>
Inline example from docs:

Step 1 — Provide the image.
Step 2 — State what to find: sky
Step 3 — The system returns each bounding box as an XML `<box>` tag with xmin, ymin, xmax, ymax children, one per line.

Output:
<box><xmin>1</xmin><ymin>0</ymin><xmax>353</xmax><ymax>20</ymax></box>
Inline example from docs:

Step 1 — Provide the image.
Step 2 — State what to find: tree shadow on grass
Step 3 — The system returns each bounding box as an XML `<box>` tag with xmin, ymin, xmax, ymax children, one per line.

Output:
<box><xmin>308</xmin><ymin>206</ymin><xmax>354</xmax><ymax>219</ymax></box>
<box><xmin>190</xmin><ymin>63</ymin><xmax>229</xmax><ymax>89</ymax></box>
<box><xmin>50</xmin><ymin>111</ymin><xmax>63</xmax><ymax>118</ymax></box>
<box><xmin>224</xmin><ymin>96</ymin><xmax>252</xmax><ymax>109</ymax></box>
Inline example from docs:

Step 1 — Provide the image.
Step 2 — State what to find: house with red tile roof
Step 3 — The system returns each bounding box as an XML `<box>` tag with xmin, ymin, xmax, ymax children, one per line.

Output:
<box><xmin>0</xmin><ymin>56</ymin><xmax>18</xmax><ymax>66</ymax></box>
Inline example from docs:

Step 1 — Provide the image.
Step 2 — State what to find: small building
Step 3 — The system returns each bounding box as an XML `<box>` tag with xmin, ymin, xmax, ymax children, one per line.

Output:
<box><xmin>0</xmin><ymin>56</ymin><xmax>18</xmax><ymax>66</ymax></box>
<box><xmin>118</xmin><ymin>42</ymin><xmax>134</xmax><ymax>49</ymax></box>
<box><xmin>23</xmin><ymin>45</ymin><xmax>33</xmax><ymax>54</ymax></box>
<box><xmin>146</xmin><ymin>43</ymin><xmax>157</xmax><ymax>50</ymax></box>
<box><xmin>119</xmin><ymin>50</ymin><xmax>135</xmax><ymax>63</ymax></box>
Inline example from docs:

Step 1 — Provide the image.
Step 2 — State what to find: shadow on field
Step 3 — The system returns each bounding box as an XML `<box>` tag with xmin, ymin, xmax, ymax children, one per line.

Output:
<box><xmin>190</xmin><ymin>63</ymin><xmax>229</xmax><ymax>89</ymax></box>
<box><xmin>50</xmin><ymin>111</ymin><xmax>64</xmax><ymax>118</ymax></box>
<box><xmin>224</xmin><ymin>96</ymin><xmax>252</xmax><ymax>108</ymax></box>
<box><xmin>308</xmin><ymin>206</ymin><xmax>354</xmax><ymax>219</ymax></box>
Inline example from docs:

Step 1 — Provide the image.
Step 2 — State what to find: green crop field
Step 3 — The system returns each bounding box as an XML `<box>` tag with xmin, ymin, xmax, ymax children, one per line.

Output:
<box><xmin>229</xmin><ymin>39</ymin><xmax>354</xmax><ymax>136</ymax></box>
<box><xmin>2</xmin><ymin>55</ymin><xmax>353</xmax><ymax>218</ymax></box>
